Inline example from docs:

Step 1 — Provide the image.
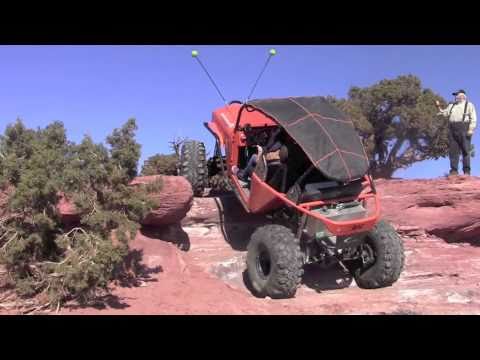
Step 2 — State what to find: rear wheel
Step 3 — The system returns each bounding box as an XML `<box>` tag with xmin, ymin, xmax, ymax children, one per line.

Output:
<box><xmin>246</xmin><ymin>224</ymin><xmax>304</xmax><ymax>299</ymax></box>
<box><xmin>179</xmin><ymin>140</ymin><xmax>207</xmax><ymax>197</ymax></box>
<box><xmin>344</xmin><ymin>220</ymin><xmax>404</xmax><ymax>289</ymax></box>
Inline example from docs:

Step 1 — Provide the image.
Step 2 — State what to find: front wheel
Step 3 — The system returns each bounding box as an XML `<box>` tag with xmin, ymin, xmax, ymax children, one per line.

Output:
<box><xmin>246</xmin><ymin>224</ymin><xmax>304</xmax><ymax>299</ymax></box>
<box><xmin>343</xmin><ymin>220</ymin><xmax>404</xmax><ymax>289</ymax></box>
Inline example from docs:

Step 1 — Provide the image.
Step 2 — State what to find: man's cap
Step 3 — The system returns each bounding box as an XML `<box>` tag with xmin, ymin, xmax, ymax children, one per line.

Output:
<box><xmin>452</xmin><ymin>89</ymin><xmax>467</xmax><ymax>95</ymax></box>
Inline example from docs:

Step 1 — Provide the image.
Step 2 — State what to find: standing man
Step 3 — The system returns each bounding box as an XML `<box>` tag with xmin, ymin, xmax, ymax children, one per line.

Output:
<box><xmin>436</xmin><ymin>89</ymin><xmax>476</xmax><ymax>176</ymax></box>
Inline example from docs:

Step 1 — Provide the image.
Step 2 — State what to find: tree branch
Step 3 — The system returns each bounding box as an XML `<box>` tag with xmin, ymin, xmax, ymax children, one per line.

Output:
<box><xmin>64</xmin><ymin>227</ymin><xmax>88</xmax><ymax>238</ymax></box>
<box><xmin>1</xmin><ymin>232</ymin><xmax>18</xmax><ymax>251</ymax></box>
<box><xmin>385</xmin><ymin>137</ymin><xmax>405</xmax><ymax>167</ymax></box>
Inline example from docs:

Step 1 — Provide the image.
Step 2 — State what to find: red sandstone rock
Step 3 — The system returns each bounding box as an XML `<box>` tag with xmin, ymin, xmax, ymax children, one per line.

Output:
<box><xmin>57</xmin><ymin>193</ymin><xmax>80</xmax><ymax>224</ymax></box>
<box><xmin>57</xmin><ymin>193</ymin><xmax>480</xmax><ymax>315</ymax></box>
<box><xmin>4</xmin><ymin>177</ymin><xmax>480</xmax><ymax>315</ymax></box>
<box><xmin>56</xmin><ymin>175</ymin><xmax>193</xmax><ymax>227</ymax></box>
<box><xmin>130</xmin><ymin>175</ymin><xmax>193</xmax><ymax>226</ymax></box>
<box><xmin>376</xmin><ymin>176</ymin><xmax>480</xmax><ymax>243</ymax></box>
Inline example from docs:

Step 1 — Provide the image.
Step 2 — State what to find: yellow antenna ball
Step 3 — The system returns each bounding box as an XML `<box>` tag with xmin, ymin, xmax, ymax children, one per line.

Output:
<box><xmin>269</xmin><ymin>48</ymin><xmax>277</xmax><ymax>56</ymax></box>
<box><xmin>191</xmin><ymin>50</ymin><xmax>199</xmax><ymax>57</ymax></box>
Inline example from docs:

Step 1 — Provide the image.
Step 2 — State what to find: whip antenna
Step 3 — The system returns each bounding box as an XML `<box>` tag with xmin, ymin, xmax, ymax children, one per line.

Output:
<box><xmin>191</xmin><ymin>50</ymin><xmax>227</xmax><ymax>104</ymax></box>
<box><xmin>246</xmin><ymin>48</ymin><xmax>277</xmax><ymax>102</ymax></box>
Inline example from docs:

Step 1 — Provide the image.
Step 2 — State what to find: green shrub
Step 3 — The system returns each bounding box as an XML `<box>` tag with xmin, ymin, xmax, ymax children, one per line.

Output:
<box><xmin>141</xmin><ymin>153</ymin><xmax>178</xmax><ymax>176</ymax></box>
<box><xmin>0</xmin><ymin>118</ymin><xmax>155</xmax><ymax>308</ymax></box>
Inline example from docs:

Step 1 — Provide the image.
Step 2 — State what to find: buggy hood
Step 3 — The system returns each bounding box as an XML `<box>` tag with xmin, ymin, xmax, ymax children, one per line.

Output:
<box><xmin>247</xmin><ymin>96</ymin><xmax>369</xmax><ymax>183</ymax></box>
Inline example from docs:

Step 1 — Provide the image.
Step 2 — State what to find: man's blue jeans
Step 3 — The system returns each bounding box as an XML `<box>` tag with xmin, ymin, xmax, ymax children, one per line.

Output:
<box><xmin>237</xmin><ymin>154</ymin><xmax>258</xmax><ymax>181</ymax></box>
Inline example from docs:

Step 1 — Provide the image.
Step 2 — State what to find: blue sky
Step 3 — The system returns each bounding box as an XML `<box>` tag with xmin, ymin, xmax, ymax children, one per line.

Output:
<box><xmin>1</xmin><ymin>45</ymin><xmax>479</xmax><ymax>179</ymax></box>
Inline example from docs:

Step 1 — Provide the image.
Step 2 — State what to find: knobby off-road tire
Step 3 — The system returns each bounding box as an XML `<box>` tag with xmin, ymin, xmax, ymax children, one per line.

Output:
<box><xmin>246</xmin><ymin>224</ymin><xmax>304</xmax><ymax>299</ymax></box>
<box><xmin>344</xmin><ymin>219</ymin><xmax>405</xmax><ymax>289</ymax></box>
<box><xmin>208</xmin><ymin>174</ymin><xmax>233</xmax><ymax>193</ymax></box>
<box><xmin>207</xmin><ymin>156</ymin><xmax>232</xmax><ymax>194</ymax></box>
<box><xmin>179</xmin><ymin>140</ymin><xmax>207</xmax><ymax>197</ymax></box>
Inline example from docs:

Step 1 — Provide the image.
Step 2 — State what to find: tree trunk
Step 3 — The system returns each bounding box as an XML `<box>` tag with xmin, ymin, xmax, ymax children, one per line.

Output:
<box><xmin>372</xmin><ymin>166</ymin><xmax>396</xmax><ymax>179</ymax></box>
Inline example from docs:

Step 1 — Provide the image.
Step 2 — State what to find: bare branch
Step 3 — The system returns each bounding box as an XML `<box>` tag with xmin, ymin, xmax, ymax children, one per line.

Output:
<box><xmin>1</xmin><ymin>232</ymin><xmax>18</xmax><ymax>251</ymax></box>
<box><xmin>64</xmin><ymin>227</ymin><xmax>88</xmax><ymax>238</ymax></box>
<box><xmin>168</xmin><ymin>136</ymin><xmax>188</xmax><ymax>156</ymax></box>
<box><xmin>23</xmin><ymin>302</ymin><xmax>51</xmax><ymax>315</ymax></box>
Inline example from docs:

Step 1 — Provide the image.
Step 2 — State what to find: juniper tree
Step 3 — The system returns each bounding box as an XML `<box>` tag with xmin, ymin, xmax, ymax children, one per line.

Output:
<box><xmin>141</xmin><ymin>154</ymin><xmax>178</xmax><ymax>176</ymax></box>
<box><xmin>327</xmin><ymin>75</ymin><xmax>449</xmax><ymax>178</ymax></box>
<box><xmin>0</xmin><ymin>118</ymin><xmax>155</xmax><ymax>307</ymax></box>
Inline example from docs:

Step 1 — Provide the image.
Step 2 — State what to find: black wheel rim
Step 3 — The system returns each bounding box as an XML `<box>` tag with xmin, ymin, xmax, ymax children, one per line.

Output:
<box><xmin>256</xmin><ymin>245</ymin><xmax>271</xmax><ymax>280</ymax></box>
<box><xmin>360</xmin><ymin>241</ymin><xmax>375</xmax><ymax>267</ymax></box>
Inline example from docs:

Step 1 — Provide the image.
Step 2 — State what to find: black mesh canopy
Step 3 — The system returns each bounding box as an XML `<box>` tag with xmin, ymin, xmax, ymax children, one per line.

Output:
<box><xmin>248</xmin><ymin>96</ymin><xmax>369</xmax><ymax>183</ymax></box>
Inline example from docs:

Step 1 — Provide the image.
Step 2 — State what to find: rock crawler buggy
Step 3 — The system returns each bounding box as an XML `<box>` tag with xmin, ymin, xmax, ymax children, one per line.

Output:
<box><xmin>180</xmin><ymin>96</ymin><xmax>404</xmax><ymax>299</ymax></box>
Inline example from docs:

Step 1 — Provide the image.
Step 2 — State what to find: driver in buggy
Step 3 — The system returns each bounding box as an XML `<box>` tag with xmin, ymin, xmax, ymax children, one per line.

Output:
<box><xmin>233</xmin><ymin>128</ymin><xmax>287</xmax><ymax>186</ymax></box>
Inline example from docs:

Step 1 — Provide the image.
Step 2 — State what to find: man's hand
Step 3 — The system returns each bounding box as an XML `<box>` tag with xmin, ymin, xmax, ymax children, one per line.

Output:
<box><xmin>468</xmin><ymin>129</ymin><xmax>474</xmax><ymax>136</ymax></box>
<box><xmin>435</xmin><ymin>100</ymin><xmax>441</xmax><ymax>107</ymax></box>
